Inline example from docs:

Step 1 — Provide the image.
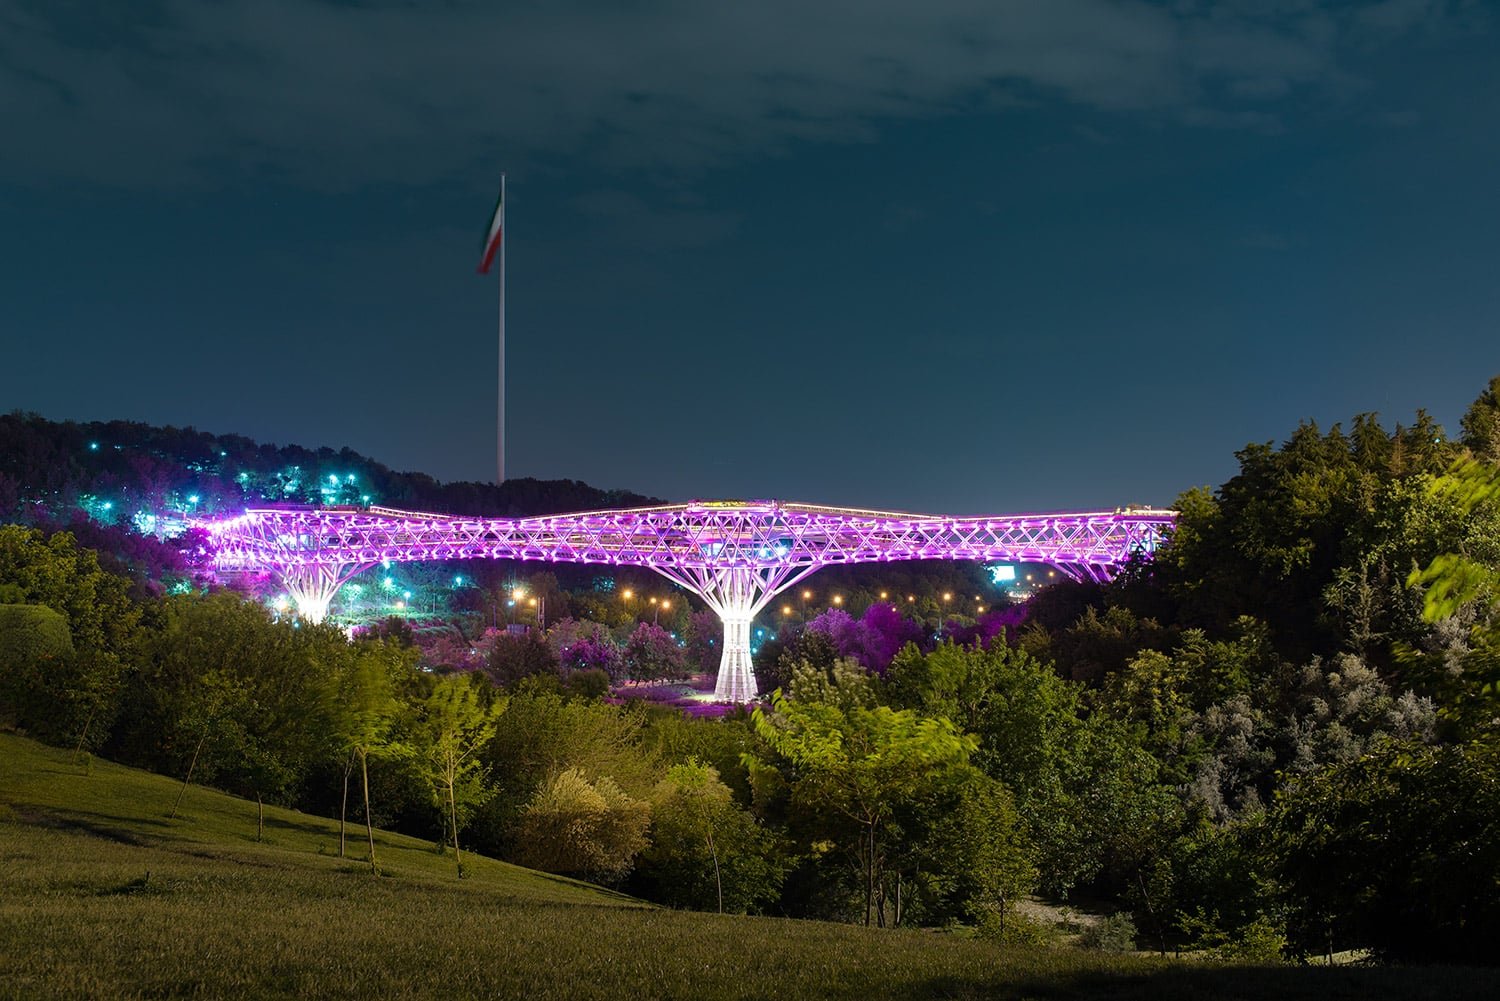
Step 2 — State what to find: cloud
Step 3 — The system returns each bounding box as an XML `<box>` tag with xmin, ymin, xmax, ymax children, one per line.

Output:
<box><xmin>0</xmin><ymin>0</ymin><xmax>1472</xmax><ymax>190</ymax></box>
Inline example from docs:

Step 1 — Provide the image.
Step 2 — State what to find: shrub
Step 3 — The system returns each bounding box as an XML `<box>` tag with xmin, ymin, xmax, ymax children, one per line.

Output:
<box><xmin>1079</xmin><ymin>913</ymin><xmax>1137</xmax><ymax>953</ymax></box>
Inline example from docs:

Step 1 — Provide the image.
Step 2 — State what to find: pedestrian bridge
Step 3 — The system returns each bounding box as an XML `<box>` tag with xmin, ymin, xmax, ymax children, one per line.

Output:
<box><xmin>200</xmin><ymin>500</ymin><xmax>1176</xmax><ymax>702</ymax></box>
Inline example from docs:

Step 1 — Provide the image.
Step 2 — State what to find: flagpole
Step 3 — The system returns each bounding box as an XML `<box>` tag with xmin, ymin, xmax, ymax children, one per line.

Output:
<box><xmin>497</xmin><ymin>172</ymin><xmax>506</xmax><ymax>486</ymax></box>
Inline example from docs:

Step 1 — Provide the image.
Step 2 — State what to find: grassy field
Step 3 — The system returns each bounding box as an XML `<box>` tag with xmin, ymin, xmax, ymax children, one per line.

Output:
<box><xmin>2</xmin><ymin>733</ymin><xmax>1495</xmax><ymax>1001</ymax></box>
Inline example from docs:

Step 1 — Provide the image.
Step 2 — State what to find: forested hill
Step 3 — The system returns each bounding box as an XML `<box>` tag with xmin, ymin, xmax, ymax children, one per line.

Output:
<box><xmin>0</xmin><ymin>412</ymin><xmax>663</xmax><ymax>524</ymax></box>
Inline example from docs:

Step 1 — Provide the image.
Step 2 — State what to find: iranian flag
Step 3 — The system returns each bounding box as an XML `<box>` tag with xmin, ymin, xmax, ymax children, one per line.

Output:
<box><xmin>477</xmin><ymin>180</ymin><xmax>504</xmax><ymax>274</ymax></box>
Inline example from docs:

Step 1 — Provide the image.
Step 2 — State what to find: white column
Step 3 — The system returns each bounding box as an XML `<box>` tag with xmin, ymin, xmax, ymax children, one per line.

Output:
<box><xmin>286</xmin><ymin>575</ymin><xmax>337</xmax><ymax>624</ymax></box>
<box><xmin>283</xmin><ymin>563</ymin><xmax>366</xmax><ymax>625</ymax></box>
<box><xmin>713</xmin><ymin>606</ymin><xmax>758</xmax><ymax>702</ymax></box>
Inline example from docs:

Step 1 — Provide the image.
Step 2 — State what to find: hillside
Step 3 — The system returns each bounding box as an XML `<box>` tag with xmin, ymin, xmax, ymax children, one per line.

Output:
<box><xmin>2</xmin><ymin>734</ymin><xmax>1495</xmax><ymax>1001</ymax></box>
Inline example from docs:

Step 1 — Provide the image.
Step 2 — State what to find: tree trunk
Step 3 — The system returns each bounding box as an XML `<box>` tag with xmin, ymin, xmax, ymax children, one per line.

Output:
<box><xmin>169</xmin><ymin>731</ymin><xmax>208</xmax><ymax>820</ymax></box>
<box><xmin>256</xmin><ymin>792</ymin><xmax>264</xmax><ymax>842</ymax></box>
<box><xmin>448</xmin><ymin>776</ymin><xmax>463</xmax><ymax>878</ymax></box>
<box><xmin>1136</xmin><ymin>869</ymin><xmax>1167</xmax><ymax>954</ymax></box>
<box><xmin>706</xmin><ymin>825</ymin><xmax>722</xmax><ymax>914</ymax></box>
<box><xmin>360</xmin><ymin>748</ymin><xmax>377</xmax><ymax>874</ymax></box>
<box><xmin>73</xmin><ymin>706</ymin><xmax>97</xmax><ymax>765</ymax></box>
<box><xmin>863</xmin><ymin>821</ymin><xmax>876</xmax><ymax>927</ymax></box>
<box><xmin>339</xmin><ymin>750</ymin><xmax>353</xmax><ymax>859</ymax></box>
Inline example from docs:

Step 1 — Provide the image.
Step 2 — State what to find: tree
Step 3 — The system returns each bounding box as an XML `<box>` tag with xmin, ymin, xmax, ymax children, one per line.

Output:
<box><xmin>331</xmin><ymin>640</ymin><xmax>413</xmax><ymax>872</ymax></box>
<box><xmin>485</xmin><ymin>629</ymin><xmax>559</xmax><ymax>688</ymax></box>
<box><xmin>0</xmin><ymin>603</ymin><xmax>76</xmax><ymax>737</ymax></box>
<box><xmin>0</xmin><ymin>526</ymin><xmax>138</xmax><ymax>748</ymax></box>
<box><xmin>1460</xmin><ymin>374</ymin><xmax>1500</xmax><ymax>463</ymax></box>
<box><xmin>623</xmin><ymin>621</ymin><xmax>686</xmax><ymax>683</ymax></box>
<box><xmin>417</xmin><ymin>674</ymin><xmax>506</xmax><ymax>877</ymax></box>
<box><xmin>1263</xmin><ymin>740</ymin><xmax>1500</xmax><ymax>964</ymax></box>
<box><xmin>922</xmin><ymin>770</ymin><xmax>1036</xmax><ymax>937</ymax></box>
<box><xmin>124</xmin><ymin>593</ymin><xmax>342</xmax><ymax>833</ymax></box>
<box><xmin>634</xmin><ymin>759</ymin><xmax>789</xmax><ymax>914</ymax></box>
<box><xmin>510</xmin><ymin>768</ymin><xmax>652</xmax><ymax>882</ymax></box>
<box><xmin>752</xmin><ymin>690</ymin><xmax>976</xmax><ymax>926</ymax></box>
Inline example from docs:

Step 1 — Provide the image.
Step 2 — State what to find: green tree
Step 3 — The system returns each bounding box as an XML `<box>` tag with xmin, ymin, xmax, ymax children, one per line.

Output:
<box><xmin>0</xmin><ymin>603</ymin><xmax>75</xmax><ymax>735</ymax></box>
<box><xmin>331</xmin><ymin>639</ymin><xmax>415</xmax><ymax>872</ymax></box>
<box><xmin>510</xmin><ymin>768</ymin><xmax>652</xmax><ymax>882</ymax></box>
<box><xmin>473</xmin><ymin>688</ymin><xmax>660</xmax><ymax>859</ymax></box>
<box><xmin>417</xmin><ymin>674</ymin><xmax>506</xmax><ymax>877</ymax></box>
<box><xmin>125</xmin><ymin>593</ymin><xmax>343</xmax><ymax>832</ymax></box>
<box><xmin>1460</xmin><ymin>374</ymin><xmax>1500</xmax><ymax>463</ymax></box>
<box><xmin>0</xmin><ymin>526</ymin><xmax>138</xmax><ymax>748</ymax></box>
<box><xmin>635</xmin><ymin>759</ymin><xmax>788</xmax><ymax>913</ymax></box>
<box><xmin>923</xmin><ymin>770</ymin><xmax>1036</xmax><ymax>937</ymax></box>
<box><xmin>1263</xmin><ymin>740</ymin><xmax>1500</xmax><ymax>964</ymax></box>
<box><xmin>752</xmin><ymin>690</ymin><xmax>976</xmax><ymax>926</ymax></box>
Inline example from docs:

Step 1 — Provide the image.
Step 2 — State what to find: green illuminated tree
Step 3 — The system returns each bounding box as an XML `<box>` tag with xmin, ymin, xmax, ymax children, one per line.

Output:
<box><xmin>752</xmin><ymin>691</ymin><xmax>976</xmax><ymax>926</ymax></box>
<box><xmin>417</xmin><ymin>674</ymin><xmax>506</xmax><ymax>877</ymax></box>
<box><xmin>635</xmin><ymin>759</ymin><xmax>788</xmax><ymax>914</ymax></box>
<box><xmin>331</xmin><ymin>640</ymin><xmax>414</xmax><ymax>872</ymax></box>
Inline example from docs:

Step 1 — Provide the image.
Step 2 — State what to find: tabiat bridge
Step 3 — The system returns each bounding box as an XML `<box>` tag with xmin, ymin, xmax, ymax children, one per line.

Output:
<box><xmin>198</xmin><ymin>500</ymin><xmax>1176</xmax><ymax>702</ymax></box>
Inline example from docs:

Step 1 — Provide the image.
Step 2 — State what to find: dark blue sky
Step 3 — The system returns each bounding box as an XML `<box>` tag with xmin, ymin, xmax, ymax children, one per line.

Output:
<box><xmin>3</xmin><ymin>1</ymin><xmax>1497</xmax><ymax>513</ymax></box>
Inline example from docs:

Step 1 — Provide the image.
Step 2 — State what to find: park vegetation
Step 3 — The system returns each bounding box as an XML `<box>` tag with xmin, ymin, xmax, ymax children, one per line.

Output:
<box><xmin>2</xmin><ymin>377</ymin><xmax>1500</xmax><ymax>968</ymax></box>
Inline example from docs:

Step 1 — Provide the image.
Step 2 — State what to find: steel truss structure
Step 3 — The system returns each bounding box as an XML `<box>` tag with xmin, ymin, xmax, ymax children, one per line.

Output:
<box><xmin>201</xmin><ymin>500</ymin><xmax>1176</xmax><ymax>702</ymax></box>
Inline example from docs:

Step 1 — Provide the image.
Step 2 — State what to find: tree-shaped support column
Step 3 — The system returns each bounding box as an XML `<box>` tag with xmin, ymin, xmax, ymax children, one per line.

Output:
<box><xmin>651</xmin><ymin>563</ymin><xmax>819</xmax><ymax>703</ymax></box>
<box><xmin>283</xmin><ymin>562</ymin><xmax>370</xmax><ymax>624</ymax></box>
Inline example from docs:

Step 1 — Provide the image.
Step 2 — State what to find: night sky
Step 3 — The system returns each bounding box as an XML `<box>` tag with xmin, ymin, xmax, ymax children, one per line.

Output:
<box><xmin>3</xmin><ymin>1</ymin><xmax>1497</xmax><ymax>514</ymax></box>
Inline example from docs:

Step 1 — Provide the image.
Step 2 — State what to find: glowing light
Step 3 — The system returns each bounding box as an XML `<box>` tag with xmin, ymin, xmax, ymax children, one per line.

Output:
<box><xmin>187</xmin><ymin>495</ymin><xmax>199</xmax><ymax>504</ymax></box>
<box><xmin>989</xmin><ymin>565</ymin><xmax>1017</xmax><ymax>583</ymax></box>
<box><xmin>942</xmin><ymin>592</ymin><xmax>952</xmax><ymax>601</ymax></box>
<box><xmin>512</xmin><ymin>587</ymin><xmax>525</xmax><ymax>600</ymax></box>
<box><xmin>879</xmin><ymin>591</ymin><xmax>888</xmax><ymax>599</ymax></box>
<box><xmin>88</xmin><ymin>442</ymin><xmax>99</xmax><ymax>451</ymax></box>
<box><xmin>383</xmin><ymin>577</ymin><xmax>395</xmax><ymax>590</ymax></box>
<box><xmin>782</xmin><ymin>606</ymin><xmax>792</xmax><ymax>615</ymax></box>
<box><xmin>274</xmin><ymin>596</ymin><xmax>290</xmax><ymax>612</ymax></box>
<box><xmin>402</xmin><ymin>590</ymin><xmax>412</xmax><ymax>600</ymax></box>
<box><xmin>101</xmin><ymin>501</ymin><xmax>112</xmax><ymax>511</ymax></box>
<box><xmin>453</xmin><ymin>576</ymin><xmax>464</xmax><ymax>586</ymax></box>
<box><xmin>394</xmin><ymin>600</ymin><xmax>406</xmax><ymax>610</ymax></box>
<box><xmin>832</xmin><ymin>595</ymin><xmax>843</xmax><ymax>605</ymax></box>
<box><xmin>199</xmin><ymin>501</ymin><xmax>1177</xmax><ymax>704</ymax></box>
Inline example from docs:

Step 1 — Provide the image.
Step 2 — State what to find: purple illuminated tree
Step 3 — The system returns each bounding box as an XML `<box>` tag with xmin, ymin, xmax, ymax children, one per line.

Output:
<box><xmin>806</xmin><ymin>604</ymin><xmax>927</xmax><ymax>674</ymax></box>
<box><xmin>624</xmin><ymin>621</ymin><xmax>687</xmax><ymax>683</ymax></box>
<box><xmin>561</xmin><ymin>635</ymin><xmax>623</xmax><ymax>679</ymax></box>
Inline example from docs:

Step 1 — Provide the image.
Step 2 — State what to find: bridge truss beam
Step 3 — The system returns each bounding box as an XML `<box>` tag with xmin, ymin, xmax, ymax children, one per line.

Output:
<box><xmin>200</xmin><ymin>500</ymin><xmax>1175</xmax><ymax>701</ymax></box>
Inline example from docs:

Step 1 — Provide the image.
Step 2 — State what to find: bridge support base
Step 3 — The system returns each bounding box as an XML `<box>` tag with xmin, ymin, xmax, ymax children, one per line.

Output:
<box><xmin>283</xmin><ymin>563</ymin><xmax>369</xmax><ymax>625</ymax></box>
<box><xmin>715</xmin><ymin>610</ymin><xmax>757</xmax><ymax>702</ymax></box>
<box><xmin>650</xmin><ymin>563</ymin><xmax>818</xmax><ymax>704</ymax></box>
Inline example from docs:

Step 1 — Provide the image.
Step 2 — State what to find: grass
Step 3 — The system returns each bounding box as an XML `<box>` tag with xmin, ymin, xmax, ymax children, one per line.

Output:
<box><xmin>2</xmin><ymin>733</ymin><xmax>1496</xmax><ymax>1000</ymax></box>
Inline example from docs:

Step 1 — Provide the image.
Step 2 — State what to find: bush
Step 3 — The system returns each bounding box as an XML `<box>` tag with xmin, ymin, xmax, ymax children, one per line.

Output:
<box><xmin>1079</xmin><ymin>913</ymin><xmax>1137</xmax><ymax>952</ymax></box>
<box><xmin>509</xmin><ymin>768</ymin><xmax>651</xmax><ymax>882</ymax></box>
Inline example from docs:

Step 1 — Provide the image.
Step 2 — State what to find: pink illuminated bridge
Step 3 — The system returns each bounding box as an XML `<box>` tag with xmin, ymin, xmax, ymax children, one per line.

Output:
<box><xmin>200</xmin><ymin>500</ymin><xmax>1176</xmax><ymax>702</ymax></box>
